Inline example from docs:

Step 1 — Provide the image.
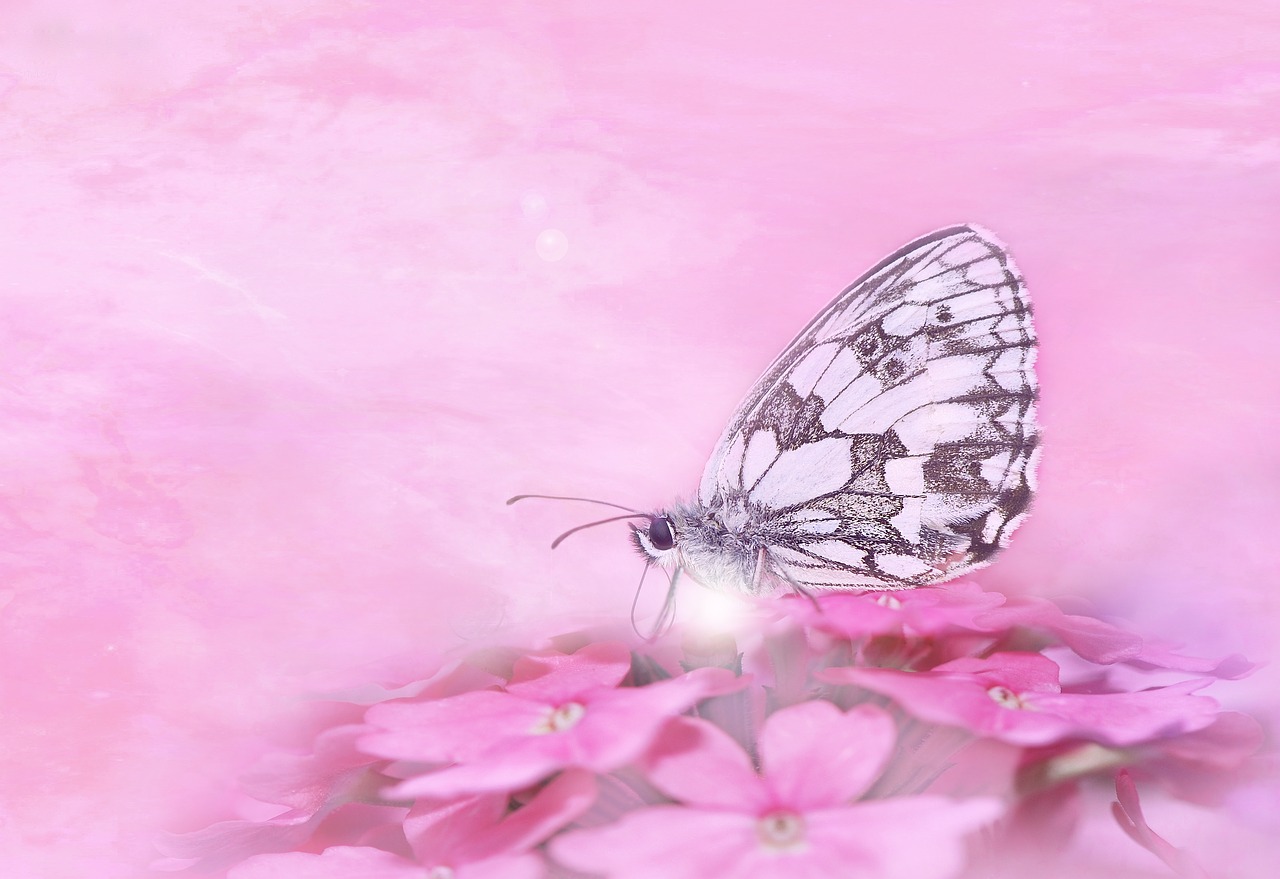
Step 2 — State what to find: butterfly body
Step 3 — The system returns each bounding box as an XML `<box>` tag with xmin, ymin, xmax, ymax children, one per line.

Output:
<box><xmin>633</xmin><ymin>225</ymin><xmax>1038</xmax><ymax>596</ymax></box>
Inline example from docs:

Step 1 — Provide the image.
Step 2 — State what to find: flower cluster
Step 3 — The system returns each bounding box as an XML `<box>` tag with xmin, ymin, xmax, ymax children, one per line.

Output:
<box><xmin>156</xmin><ymin>582</ymin><xmax>1261</xmax><ymax>878</ymax></box>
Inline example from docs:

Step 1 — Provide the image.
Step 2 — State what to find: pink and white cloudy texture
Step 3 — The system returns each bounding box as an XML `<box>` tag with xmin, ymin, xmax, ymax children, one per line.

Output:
<box><xmin>1</xmin><ymin>2</ymin><xmax>1277</xmax><ymax>876</ymax></box>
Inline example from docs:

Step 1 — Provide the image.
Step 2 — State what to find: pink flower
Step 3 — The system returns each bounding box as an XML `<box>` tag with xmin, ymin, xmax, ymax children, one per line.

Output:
<box><xmin>361</xmin><ymin>641</ymin><xmax>743</xmax><ymax>799</ymax></box>
<box><xmin>824</xmin><ymin>652</ymin><xmax>1220</xmax><ymax>747</ymax></box>
<box><xmin>551</xmin><ymin>701</ymin><xmax>1000</xmax><ymax>879</ymax></box>
<box><xmin>228</xmin><ymin>769</ymin><xmax>596</xmax><ymax>879</ymax></box>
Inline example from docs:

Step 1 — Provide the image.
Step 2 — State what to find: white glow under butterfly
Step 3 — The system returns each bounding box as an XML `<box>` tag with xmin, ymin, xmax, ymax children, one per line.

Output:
<box><xmin>514</xmin><ymin>225</ymin><xmax>1038</xmax><ymax>616</ymax></box>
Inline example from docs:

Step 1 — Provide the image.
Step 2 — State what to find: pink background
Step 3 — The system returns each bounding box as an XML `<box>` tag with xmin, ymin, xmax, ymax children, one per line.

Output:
<box><xmin>2</xmin><ymin>2</ymin><xmax>1277</xmax><ymax>875</ymax></box>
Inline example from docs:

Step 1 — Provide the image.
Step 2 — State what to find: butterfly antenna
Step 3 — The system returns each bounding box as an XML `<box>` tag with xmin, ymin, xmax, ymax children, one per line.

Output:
<box><xmin>507</xmin><ymin>494</ymin><xmax>639</xmax><ymax>514</ymax></box>
<box><xmin>550</xmin><ymin>513</ymin><xmax>648</xmax><ymax>549</ymax></box>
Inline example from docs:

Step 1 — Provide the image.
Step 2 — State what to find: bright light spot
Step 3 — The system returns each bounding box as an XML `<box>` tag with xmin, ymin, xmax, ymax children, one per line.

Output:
<box><xmin>536</xmin><ymin>228</ymin><xmax>569</xmax><ymax>261</ymax></box>
<box><xmin>683</xmin><ymin>587</ymin><xmax>751</xmax><ymax>636</ymax></box>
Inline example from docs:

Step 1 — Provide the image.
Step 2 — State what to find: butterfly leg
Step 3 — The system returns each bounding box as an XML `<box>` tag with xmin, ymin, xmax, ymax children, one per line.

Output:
<box><xmin>770</xmin><ymin>555</ymin><xmax>823</xmax><ymax>613</ymax></box>
<box><xmin>751</xmin><ymin>547</ymin><xmax>767</xmax><ymax>593</ymax></box>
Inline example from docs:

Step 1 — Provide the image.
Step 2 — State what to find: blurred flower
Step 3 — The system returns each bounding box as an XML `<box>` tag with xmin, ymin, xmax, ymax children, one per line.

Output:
<box><xmin>161</xmin><ymin>580</ymin><xmax>1262</xmax><ymax>878</ymax></box>
<box><xmin>227</xmin><ymin>769</ymin><xmax>596</xmax><ymax>879</ymax></box>
<box><xmin>154</xmin><ymin>725</ymin><xmax>391</xmax><ymax>872</ymax></box>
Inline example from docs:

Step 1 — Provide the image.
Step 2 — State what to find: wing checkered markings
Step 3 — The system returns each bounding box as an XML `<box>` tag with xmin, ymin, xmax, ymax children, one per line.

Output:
<box><xmin>673</xmin><ymin>225</ymin><xmax>1037</xmax><ymax>593</ymax></box>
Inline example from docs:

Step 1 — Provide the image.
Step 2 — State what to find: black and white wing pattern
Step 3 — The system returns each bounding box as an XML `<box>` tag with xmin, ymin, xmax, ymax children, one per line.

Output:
<box><xmin>697</xmin><ymin>225</ymin><xmax>1038</xmax><ymax>590</ymax></box>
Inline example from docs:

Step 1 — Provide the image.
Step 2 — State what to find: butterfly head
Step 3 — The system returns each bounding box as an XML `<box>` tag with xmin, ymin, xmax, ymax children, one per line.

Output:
<box><xmin>630</xmin><ymin>513</ymin><xmax>679</xmax><ymax>563</ymax></box>
<box><xmin>629</xmin><ymin>503</ymin><xmax>763</xmax><ymax>594</ymax></box>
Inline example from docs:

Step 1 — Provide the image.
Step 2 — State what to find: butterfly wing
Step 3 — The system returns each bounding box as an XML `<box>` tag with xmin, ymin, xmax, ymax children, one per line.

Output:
<box><xmin>697</xmin><ymin>225</ymin><xmax>1038</xmax><ymax>589</ymax></box>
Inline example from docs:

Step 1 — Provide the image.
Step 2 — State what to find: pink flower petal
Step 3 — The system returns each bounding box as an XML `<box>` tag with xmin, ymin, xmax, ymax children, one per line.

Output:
<box><xmin>645</xmin><ymin>717</ymin><xmax>769</xmax><ymax>811</ymax></box>
<box><xmin>505</xmin><ymin>641</ymin><xmax>632</xmax><ymax>701</ymax></box>
<box><xmin>462</xmin><ymin>769</ymin><xmax>597</xmax><ymax>859</ymax></box>
<box><xmin>389</xmin><ymin>747</ymin><xmax>565</xmax><ymax>801</ymax></box>
<box><xmin>160</xmin><ymin>723</ymin><xmax>391</xmax><ymax>870</ymax></box>
<box><xmin>362</xmin><ymin>690</ymin><xmax>548</xmax><ymax>762</ymax></box>
<box><xmin>1112</xmin><ymin>770</ymin><xmax>1210</xmax><ymax>879</ymax></box>
<box><xmin>308</xmin><ymin>802</ymin><xmax>409</xmax><ymax>854</ymax></box>
<box><xmin>550</xmin><ymin>807</ymin><xmax>765</xmax><ymax>879</ymax></box>
<box><xmin>760</xmin><ymin>702</ymin><xmax>896</xmax><ymax>810</ymax></box>
<box><xmin>974</xmin><ymin>598</ymin><xmax>1143</xmax><ymax>664</ymax></box>
<box><xmin>932</xmin><ymin>652</ymin><xmax>1062</xmax><ymax>695</ymax></box>
<box><xmin>803</xmin><ymin>797</ymin><xmax>1002</xmax><ymax>879</ymax></box>
<box><xmin>227</xmin><ymin>846</ymin><xmax>426</xmax><ymax>879</ymax></box>
<box><xmin>155</xmin><ymin>808</ymin><xmax>325</xmax><ymax>870</ymax></box>
<box><xmin>1027</xmin><ymin>680</ymin><xmax>1219</xmax><ymax>745</ymax></box>
<box><xmin>404</xmin><ymin>793</ymin><xmax>507</xmax><ymax>864</ymax></box>
<box><xmin>1134</xmin><ymin>711</ymin><xmax>1265</xmax><ymax>804</ymax></box>
<box><xmin>784</xmin><ymin>591</ymin><xmax>908</xmax><ymax>639</ymax></box>
<box><xmin>978</xmin><ymin>781</ymin><xmax>1082</xmax><ymax>864</ymax></box>
<box><xmin>890</xmin><ymin>580</ymin><xmax>1007</xmax><ymax>635</ymax></box>
<box><xmin>786</xmin><ymin>581</ymin><xmax>1006</xmax><ymax>640</ymax></box>
<box><xmin>455</xmin><ymin>854</ymin><xmax>545</xmax><ymax>879</ymax></box>
<box><xmin>569</xmin><ymin>667</ymin><xmax>746</xmax><ymax>768</ymax></box>
<box><xmin>398</xmin><ymin>770</ymin><xmax>593</xmax><ymax>868</ymax></box>
<box><xmin>241</xmin><ymin>724</ymin><xmax>373</xmax><ymax>811</ymax></box>
<box><xmin>1129</xmin><ymin>641</ymin><xmax>1256</xmax><ymax>679</ymax></box>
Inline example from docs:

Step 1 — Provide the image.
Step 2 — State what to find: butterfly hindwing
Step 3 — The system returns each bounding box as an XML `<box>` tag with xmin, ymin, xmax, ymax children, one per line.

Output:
<box><xmin>696</xmin><ymin>225</ymin><xmax>1038</xmax><ymax>589</ymax></box>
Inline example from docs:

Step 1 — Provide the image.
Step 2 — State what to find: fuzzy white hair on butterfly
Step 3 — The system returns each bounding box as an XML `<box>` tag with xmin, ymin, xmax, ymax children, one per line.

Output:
<box><xmin>513</xmin><ymin>225</ymin><xmax>1038</xmax><ymax>623</ymax></box>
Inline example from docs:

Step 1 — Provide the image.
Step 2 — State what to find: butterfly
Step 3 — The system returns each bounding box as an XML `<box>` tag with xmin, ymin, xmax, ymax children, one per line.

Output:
<box><xmin>515</xmin><ymin>225</ymin><xmax>1038</xmax><ymax>614</ymax></box>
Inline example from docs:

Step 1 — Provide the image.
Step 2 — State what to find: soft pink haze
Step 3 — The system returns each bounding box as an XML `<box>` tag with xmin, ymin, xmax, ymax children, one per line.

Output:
<box><xmin>1</xmin><ymin>2</ymin><xmax>1277</xmax><ymax>876</ymax></box>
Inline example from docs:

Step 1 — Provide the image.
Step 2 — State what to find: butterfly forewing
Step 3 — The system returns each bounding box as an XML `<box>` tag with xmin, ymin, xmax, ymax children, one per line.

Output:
<box><xmin>696</xmin><ymin>225</ymin><xmax>1037</xmax><ymax>589</ymax></box>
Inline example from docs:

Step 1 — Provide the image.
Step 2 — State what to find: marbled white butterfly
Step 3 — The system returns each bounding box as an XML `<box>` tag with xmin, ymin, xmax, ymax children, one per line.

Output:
<box><xmin>515</xmin><ymin>225</ymin><xmax>1038</xmax><ymax>609</ymax></box>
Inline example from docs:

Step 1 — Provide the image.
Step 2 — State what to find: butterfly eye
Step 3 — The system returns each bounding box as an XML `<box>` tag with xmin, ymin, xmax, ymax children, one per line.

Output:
<box><xmin>648</xmin><ymin>516</ymin><xmax>676</xmax><ymax>551</ymax></box>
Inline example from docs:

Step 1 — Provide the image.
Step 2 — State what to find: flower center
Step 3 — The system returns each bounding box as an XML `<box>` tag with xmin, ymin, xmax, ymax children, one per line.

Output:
<box><xmin>875</xmin><ymin>594</ymin><xmax>903</xmax><ymax>610</ymax></box>
<box><xmin>987</xmin><ymin>685</ymin><xmax>1028</xmax><ymax>710</ymax></box>
<box><xmin>530</xmin><ymin>701</ymin><xmax>586</xmax><ymax>734</ymax></box>
<box><xmin>756</xmin><ymin>811</ymin><xmax>807</xmax><ymax>852</ymax></box>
